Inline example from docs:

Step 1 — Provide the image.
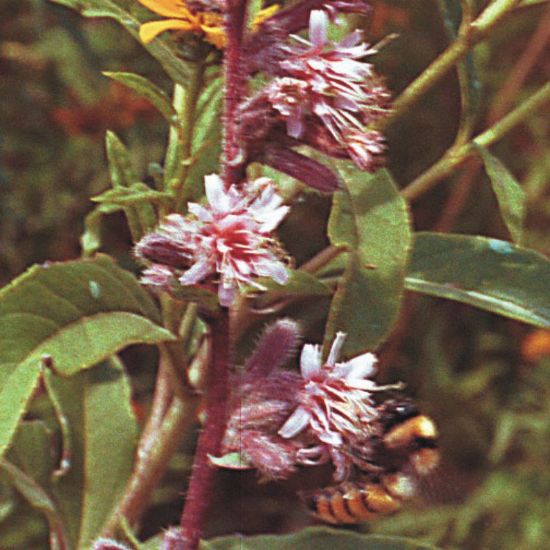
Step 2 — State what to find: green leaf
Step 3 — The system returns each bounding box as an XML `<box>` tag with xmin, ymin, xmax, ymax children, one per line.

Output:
<box><xmin>92</xmin><ymin>183</ymin><xmax>172</xmax><ymax>206</ymax></box>
<box><xmin>9</xmin><ymin>421</ymin><xmax>55</xmax><ymax>488</ymax></box>
<box><xmin>0</xmin><ymin>460</ymin><xmax>68</xmax><ymax>550</ymax></box>
<box><xmin>250</xmin><ymin>269</ymin><xmax>332</xmax><ymax>307</ymax></box>
<box><xmin>208</xmin><ymin>452</ymin><xmax>253</xmax><ymax>470</ymax></box>
<box><xmin>178</xmin><ymin>78</ymin><xmax>223</xmax><ymax>202</ymax></box>
<box><xmin>103</xmin><ymin>71</ymin><xmax>177</xmax><ymax>123</ymax></box>
<box><xmin>105</xmin><ymin>131</ymin><xmax>156</xmax><ymax>239</ymax></box>
<box><xmin>45</xmin><ymin>358</ymin><xmax>138</xmax><ymax>549</ymax></box>
<box><xmin>325</xmin><ymin>164</ymin><xmax>412</xmax><ymax>355</ymax></box>
<box><xmin>81</xmin><ymin>203</ymin><xmax>122</xmax><ymax>257</ymax></box>
<box><xmin>141</xmin><ymin>535</ymin><xmax>162</xmax><ymax>549</ymax></box>
<box><xmin>0</xmin><ymin>255</ymin><xmax>173</xmax><ymax>460</ymax></box>
<box><xmin>49</xmin><ymin>0</ymin><xmax>193</xmax><ymax>87</ymax></box>
<box><xmin>476</xmin><ymin>145</ymin><xmax>526</xmax><ymax>244</ymax></box>
<box><xmin>168</xmin><ymin>284</ymin><xmax>220</xmax><ymax>312</ymax></box>
<box><xmin>202</xmin><ymin>527</ymin><xmax>441</xmax><ymax>549</ymax></box>
<box><xmin>406</xmin><ymin>233</ymin><xmax>550</xmax><ymax>327</ymax></box>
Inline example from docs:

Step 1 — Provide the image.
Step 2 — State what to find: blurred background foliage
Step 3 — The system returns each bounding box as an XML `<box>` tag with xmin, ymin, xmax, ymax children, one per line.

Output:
<box><xmin>1</xmin><ymin>0</ymin><xmax>549</xmax><ymax>548</ymax></box>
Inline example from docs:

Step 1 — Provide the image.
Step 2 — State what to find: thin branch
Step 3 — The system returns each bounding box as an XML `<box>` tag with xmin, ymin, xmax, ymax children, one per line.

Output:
<box><xmin>401</xmin><ymin>82</ymin><xmax>550</xmax><ymax>202</ymax></box>
<box><xmin>377</xmin><ymin>0</ymin><xmax>521</xmax><ymax>131</ymax></box>
<box><xmin>436</xmin><ymin>4</ymin><xmax>550</xmax><ymax>231</ymax></box>
<box><xmin>102</xmin><ymin>396</ymin><xmax>199</xmax><ymax>536</ymax></box>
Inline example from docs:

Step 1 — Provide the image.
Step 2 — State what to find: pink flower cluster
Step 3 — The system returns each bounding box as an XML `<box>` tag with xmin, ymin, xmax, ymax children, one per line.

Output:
<box><xmin>135</xmin><ymin>174</ymin><xmax>289</xmax><ymax>307</ymax></box>
<box><xmin>266</xmin><ymin>10</ymin><xmax>390</xmax><ymax>171</ymax></box>
<box><xmin>242</xmin><ymin>10</ymin><xmax>390</xmax><ymax>176</ymax></box>
<box><xmin>220</xmin><ymin>323</ymin><xmax>398</xmax><ymax>482</ymax></box>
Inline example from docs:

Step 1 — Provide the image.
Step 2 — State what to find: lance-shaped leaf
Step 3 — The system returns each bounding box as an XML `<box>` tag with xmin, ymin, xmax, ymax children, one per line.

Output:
<box><xmin>92</xmin><ymin>183</ymin><xmax>172</xmax><ymax>207</ymax></box>
<box><xmin>81</xmin><ymin>203</ymin><xmax>122</xmax><ymax>257</ymax></box>
<box><xmin>0</xmin><ymin>255</ymin><xmax>174</xmax><ymax>461</ymax></box>
<box><xmin>325</xmin><ymin>163</ymin><xmax>412</xmax><ymax>355</ymax></box>
<box><xmin>437</xmin><ymin>0</ymin><xmax>481</xmax><ymax>133</ymax></box>
<box><xmin>476</xmin><ymin>145</ymin><xmax>526</xmax><ymax>244</ymax></box>
<box><xmin>44</xmin><ymin>358</ymin><xmax>137</xmax><ymax>549</ymax></box>
<box><xmin>105</xmin><ymin>131</ymin><xmax>156</xmax><ymax>239</ymax></box>
<box><xmin>406</xmin><ymin>233</ymin><xmax>550</xmax><ymax>327</ymax></box>
<box><xmin>176</xmin><ymin>78</ymin><xmax>223</xmax><ymax>202</ymax></box>
<box><xmin>200</xmin><ymin>527</ymin><xmax>441</xmax><ymax>549</ymax></box>
<box><xmin>103</xmin><ymin>71</ymin><xmax>177</xmax><ymax>124</ymax></box>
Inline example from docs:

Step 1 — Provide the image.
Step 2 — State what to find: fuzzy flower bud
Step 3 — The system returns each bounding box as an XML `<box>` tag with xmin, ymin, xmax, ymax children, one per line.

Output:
<box><xmin>135</xmin><ymin>174</ymin><xmax>290</xmax><ymax>307</ymax></box>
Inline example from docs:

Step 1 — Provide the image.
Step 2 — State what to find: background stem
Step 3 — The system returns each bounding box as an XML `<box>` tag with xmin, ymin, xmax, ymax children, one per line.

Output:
<box><xmin>401</xmin><ymin>82</ymin><xmax>550</xmax><ymax>202</ymax></box>
<box><xmin>378</xmin><ymin>0</ymin><xmax>521</xmax><ymax>130</ymax></box>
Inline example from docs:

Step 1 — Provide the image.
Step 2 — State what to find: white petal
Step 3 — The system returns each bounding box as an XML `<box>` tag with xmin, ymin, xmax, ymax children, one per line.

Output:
<box><xmin>342</xmin><ymin>352</ymin><xmax>378</xmax><ymax>380</ymax></box>
<box><xmin>255</xmin><ymin>259</ymin><xmax>288</xmax><ymax>284</ymax></box>
<box><xmin>300</xmin><ymin>344</ymin><xmax>322</xmax><ymax>379</ymax></box>
<box><xmin>338</xmin><ymin>30</ymin><xmax>363</xmax><ymax>49</ymax></box>
<box><xmin>309</xmin><ymin>10</ymin><xmax>328</xmax><ymax>48</ymax></box>
<box><xmin>318</xmin><ymin>429</ymin><xmax>343</xmax><ymax>447</ymax></box>
<box><xmin>204</xmin><ymin>174</ymin><xmax>230</xmax><ymax>213</ymax></box>
<box><xmin>287</xmin><ymin>115</ymin><xmax>304</xmax><ymax>139</ymax></box>
<box><xmin>187</xmin><ymin>202</ymin><xmax>213</xmax><ymax>222</ymax></box>
<box><xmin>233</xmin><ymin>258</ymin><xmax>252</xmax><ymax>275</ymax></box>
<box><xmin>178</xmin><ymin>258</ymin><xmax>213</xmax><ymax>285</ymax></box>
<box><xmin>326</xmin><ymin>332</ymin><xmax>346</xmax><ymax>366</ymax></box>
<box><xmin>218</xmin><ymin>282</ymin><xmax>237</xmax><ymax>307</ymax></box>
<box><xmin>278</xmin><ymin>407</ymin><xmax>312</xmax><ymax>438</ymax></box>
<box><xmin>259</xmin><ymin>205</ymin><xmax>289</xmax><ymax>232</ymax></box>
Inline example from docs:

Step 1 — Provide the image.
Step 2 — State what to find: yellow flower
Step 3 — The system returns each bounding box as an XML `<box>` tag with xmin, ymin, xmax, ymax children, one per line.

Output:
<box><xmin>138</xmin><ymin>0</ymin><xmax>278</xmax><ymax>49</ymax></box>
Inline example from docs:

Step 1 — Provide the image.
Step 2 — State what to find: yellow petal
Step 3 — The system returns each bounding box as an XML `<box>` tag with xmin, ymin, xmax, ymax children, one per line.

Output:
<box><xmin>252</xmin><ymin>4</ymin><xmax>279</xmax><ymax>29</ymax></box>
<box><xmin>199</xmin><ymin>12</ymin><xmax>226</xmax><ymax>49</ymax></box>
<box><xmin>139</xmin><ymin>19</ymin><xmax>197</xmax><ymax>43</ymax></box>
<box><xmin>202</xmin><ymin>26</ymin><xmax>226</xmax><ymax>49</ymax></box>
<box><xmin>138</xmin><ymin>0</ymin><xmax>191</xmax><ymax>19</ymax></box>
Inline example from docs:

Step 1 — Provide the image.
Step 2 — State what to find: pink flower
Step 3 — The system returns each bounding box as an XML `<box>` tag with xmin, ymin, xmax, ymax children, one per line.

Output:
<box><xmin>135</xmin><ymin>175</ymin><xmax>289</xmax><ymax>307</ymax></box>
<box><xmin>278</xmin><ymin>332</ymin><xmax>397</xmax><ymax>480</ymax></box>
<box><xmin>268</xmin><ymin>10</ymin><xmax>390</xmax><ymax>170</ymax></box>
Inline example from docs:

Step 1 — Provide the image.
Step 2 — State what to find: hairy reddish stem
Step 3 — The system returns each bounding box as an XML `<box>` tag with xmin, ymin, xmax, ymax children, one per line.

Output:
<box><xmin>177</xmin><ymin>3</ymin><xmax>244</xmax><ymax>546</ymax></box>
<box><xmin>179</xmin><ymin>310</ymin><xmax>231</xmax><ymax>549</ymax></box>
<box><xmin>222</xmin><ymin>0</ymin><xmax>249</xmax><ymax>187</ymax></box>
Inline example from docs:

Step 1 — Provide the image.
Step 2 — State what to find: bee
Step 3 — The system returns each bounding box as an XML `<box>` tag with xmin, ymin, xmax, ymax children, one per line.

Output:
<box><xmin>303</xmin><ymin>397</ymin><xmax>439</xmax><ymax>524</ymax></box>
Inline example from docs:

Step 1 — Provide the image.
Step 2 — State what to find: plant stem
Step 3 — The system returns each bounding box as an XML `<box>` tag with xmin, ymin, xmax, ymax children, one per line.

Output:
<box><xmin>102</xmin><ymin>396</ymin><xmax>198</xmax><ymax>536</ymax></box>
<box><xmin>401</xmin><ymin>82</ymin><xmax>550</xmax><ymax>202</ymax></box>
<box><xmin>299</xmin><ymin>245</ymin><xmax>345</xmax><ymax>274</ymax></box>
<box><xmin>164</xmin><ymin>63</ymin><xmax>204</xmax><ymax>214</ymax></box>
<box><xmin>179</xmin><ymin>310</ymin><xmax>231</xmax><ymax>549</ymax></box>
<box><xmin>222</xmin><ymin>0</ymin><xmax>249</xmax><ymax>187</ymax></box>
<box><xmin>171</xmin><ymin>1</ymin><xmax>246</xmax><ymax>546</ymax></box>
<box><xmin>378</xmin><ymin>0</ymin><xmax>521</xmax><ymax>130</ymax></box>
<box><xmin>436</xmin><ymin>6</ymin><xmax>550</xmax><ymax>232</ymax></box>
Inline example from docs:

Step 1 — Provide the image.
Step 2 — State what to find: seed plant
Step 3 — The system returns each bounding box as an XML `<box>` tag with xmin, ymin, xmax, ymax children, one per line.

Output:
<box><xmin>0</xmin><ymin>1</ymin><xmax>549</xmax><ymax>549</ymax></box>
